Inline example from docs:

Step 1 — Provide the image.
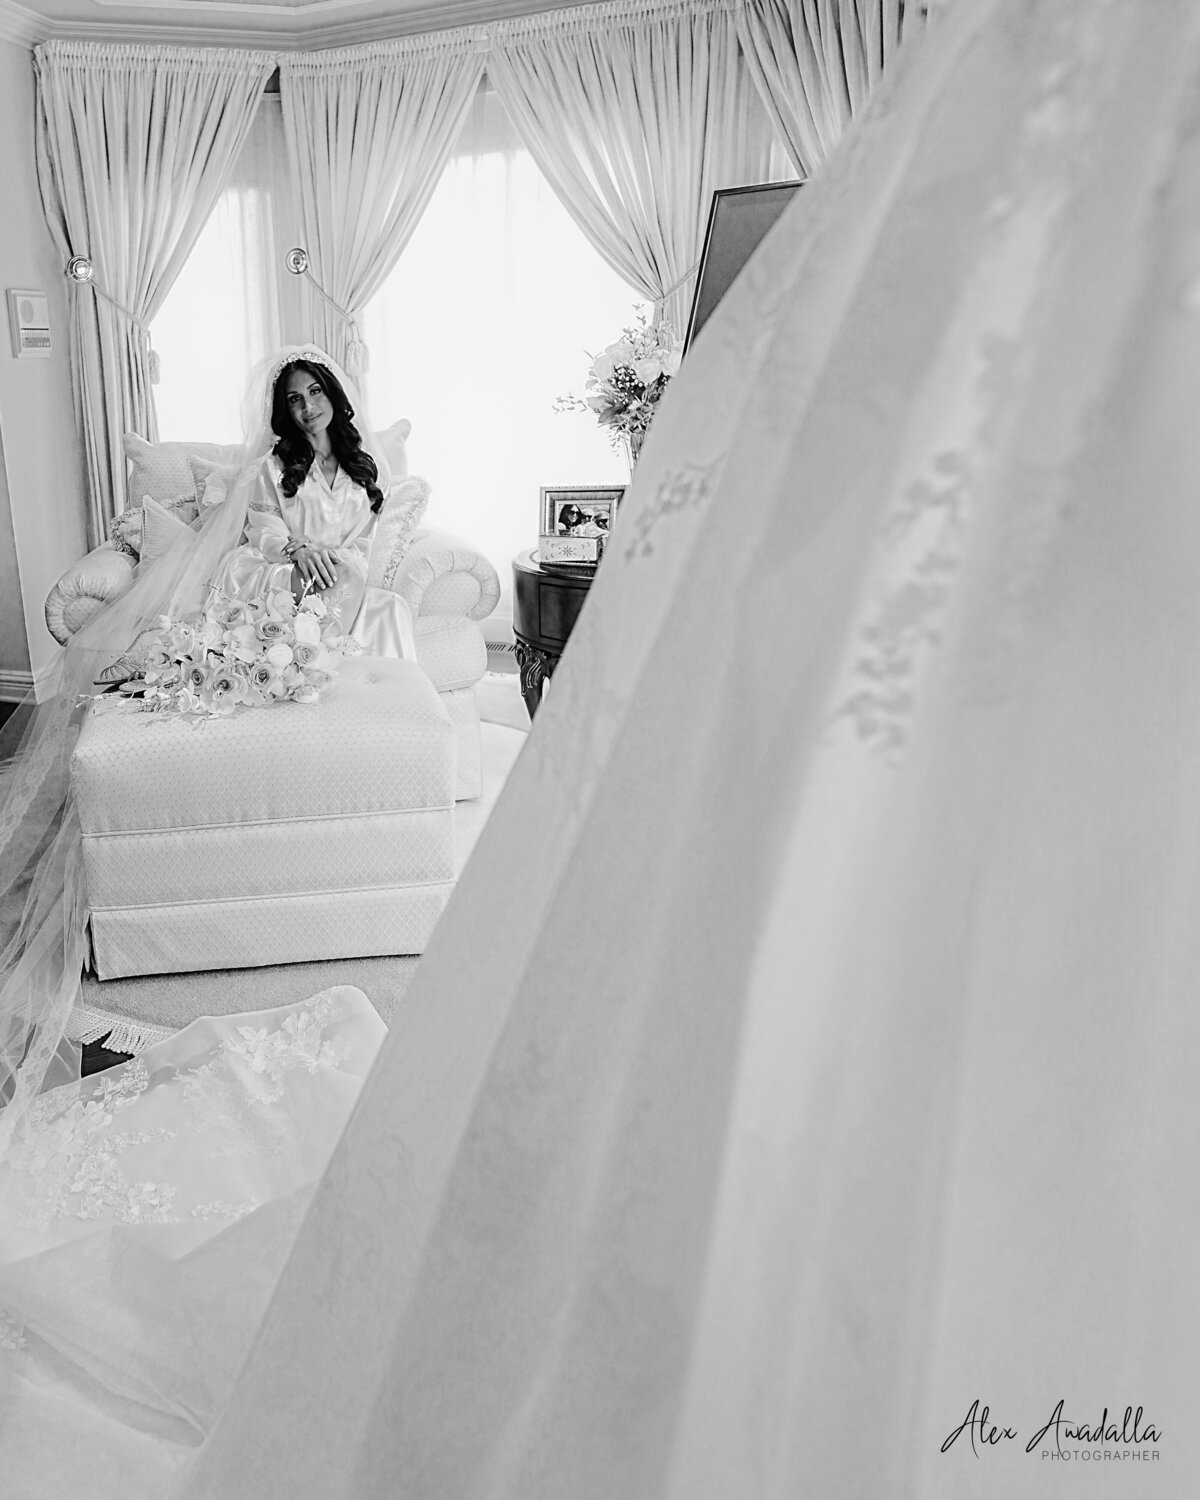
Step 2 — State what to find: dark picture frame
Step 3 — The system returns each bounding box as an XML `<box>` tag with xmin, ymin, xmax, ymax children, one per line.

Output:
<box><xmin>683</xmin><ymin>182</ymin><xmax>803</xmax><ymax>354</ymax></box>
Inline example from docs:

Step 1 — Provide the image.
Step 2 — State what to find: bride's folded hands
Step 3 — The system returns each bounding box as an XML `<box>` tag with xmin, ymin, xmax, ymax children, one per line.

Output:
<box><xmin>288</xmin><ymin>543</ymin><xmax>339</xmax><ymax>596</ymax></box>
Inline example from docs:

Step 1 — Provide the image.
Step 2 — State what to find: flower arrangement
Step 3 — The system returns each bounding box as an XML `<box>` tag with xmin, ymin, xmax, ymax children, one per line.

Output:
<box><xmin>112</xmin><ymin>588</ymin><xmax>358</xmax><ymax>719</ymax></box>
<box><xmin>555</xmin><ymin>309</ymin><xmax>683</xmax><ymax>461</ymax></box>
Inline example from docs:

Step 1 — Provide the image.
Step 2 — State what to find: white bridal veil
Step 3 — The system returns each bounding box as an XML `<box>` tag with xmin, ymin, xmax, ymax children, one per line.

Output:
<box><xmin>5</xmin><ymin>0</ymin><xmax>1200</xmax><ymax>1493</ymax></box>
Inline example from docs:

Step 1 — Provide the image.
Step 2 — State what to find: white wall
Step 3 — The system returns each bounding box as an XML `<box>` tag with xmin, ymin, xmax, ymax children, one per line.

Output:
<box><xmin>0</xmin><ymin>37</ymin><xmax>88</xmax><ymax>686</ymax></box>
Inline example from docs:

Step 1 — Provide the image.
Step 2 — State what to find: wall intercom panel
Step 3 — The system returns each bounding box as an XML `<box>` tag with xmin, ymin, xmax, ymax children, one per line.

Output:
<box><xmin>7</xmin><ymin>290</ymin><xmax>51</xmax><ymax>358</ymax></box>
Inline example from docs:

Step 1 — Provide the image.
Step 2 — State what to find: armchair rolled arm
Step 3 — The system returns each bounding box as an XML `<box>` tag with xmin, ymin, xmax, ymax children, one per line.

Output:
<box><xmin>389</xmin><ymin>529</ymin><xmax>500</xmax><ymax>621</ymax></box>
<box><xmin>45</xmin><ymin>546</ymin><xmax>136</xmax><ymax>644</ymax></box>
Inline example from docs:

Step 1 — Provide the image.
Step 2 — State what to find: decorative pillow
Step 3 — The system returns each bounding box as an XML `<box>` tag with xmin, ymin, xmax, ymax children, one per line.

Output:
<box><xmin>108</xmin><ymin>491</ymin><xmax>197</xmax><ymax>557</ymax></box>
<box><xmin>187</xmin><ymin>453</ymin><xmax>237</xmax><ymax>511</ymax></box>
<box><xmin>124</xmin><ymin>433</ymin><xmax>241</xmax><ymax>507</ymax></box>
<box><xmin>140</xmin><ymin>496</ymin><xmax>200</xmax><ymax>565</ymax></box>
<box><xmin>367</xmin><ymin>475</ymin><xmax>430</xmax><ymax>591</ymax></box>
<box><xmin>108</xmin><ymin>502</ymin><xmax>146</xmax><ymax>558</ymax></box>
<box><xmin>375</xmin><ymin>418</ymin><xmax>411</xmax><ymax>484</ymax></box>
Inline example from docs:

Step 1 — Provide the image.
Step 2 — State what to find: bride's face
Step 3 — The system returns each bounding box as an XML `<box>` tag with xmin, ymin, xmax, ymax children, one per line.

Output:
<box><xmin>283</xmin><ymin>368</ymin><xmax>333</xmax><ymax>440</ymax></box>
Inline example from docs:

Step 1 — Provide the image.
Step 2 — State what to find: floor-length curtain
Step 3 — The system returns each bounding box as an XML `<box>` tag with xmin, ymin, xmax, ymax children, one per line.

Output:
<box><xmin>34</xmin><ymin>43</ymin><xmax>275</xmax><ymax>542</ymax></box>
<box><xmin>488</xmin><ymin>0</ymin><xmax>777</xmax><ymax>334</ymax></box>
<box><xmin>279</xmin><ymin>36</ymin><xmax>486</xmax><ymax>375</ymax></box>
<box><xmin>737</xmin><ymin>0</ymin><xmax>922</xmax><ymax>178</ymax></box>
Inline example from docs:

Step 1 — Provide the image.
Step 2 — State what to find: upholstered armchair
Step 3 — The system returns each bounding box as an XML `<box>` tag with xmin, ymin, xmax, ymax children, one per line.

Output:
<box><xmin>44</xmin><ymin>429</ymin><xmax>501</xmax><ymax>800</ymax></box>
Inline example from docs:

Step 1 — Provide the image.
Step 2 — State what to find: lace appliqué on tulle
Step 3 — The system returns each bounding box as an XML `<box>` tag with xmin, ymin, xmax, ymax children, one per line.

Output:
<box><xmin>9</xmin><ymin>995</ymin><xmax>348</xmax><ymax>1230</ymax></box>
<box><xmin>0</xmin><ymin>1310</ymin><xmax>28</xmax><ymax>1351</ymax></box>
<box><xmin>829</xmin><ymin>450</ymin><xmax>969</xmax><ymax>764</ymax></box>
<box><xmin>223</xmin><ymin>990</ymin><xmax>349</xmax><ymax>1105</ymax></box>
<box><xmin>12</xmin><ymin>1060</ymin><xmax>177</xmax><ymax>1231</ymax></box>
<box><xmin>623</xmin><ymin>460</ymin><xmax>720</xmax><ymax>561</ymax></box>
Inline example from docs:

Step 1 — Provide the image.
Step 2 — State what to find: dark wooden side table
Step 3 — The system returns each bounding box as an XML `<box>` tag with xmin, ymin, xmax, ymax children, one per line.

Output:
<box><xmin>512</xmin><ymin>549</ymin><xmax>596</xmax><ymax>718</ymax></box>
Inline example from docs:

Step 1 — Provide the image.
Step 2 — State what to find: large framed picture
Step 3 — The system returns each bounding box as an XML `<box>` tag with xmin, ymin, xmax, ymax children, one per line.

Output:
<box><xmin>539</xmin><ymin>485</ymin><xmax>625</xmax><ymax>566</ymax></box>
<box><xmin>683</xmin><ymin>181</ymin><xmax>803</xmax><ymax>354</ymax></box>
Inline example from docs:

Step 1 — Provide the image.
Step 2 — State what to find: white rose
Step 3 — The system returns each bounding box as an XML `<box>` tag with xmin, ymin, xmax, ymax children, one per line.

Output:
<box><xmin>634</xmin><ymin>357</ymin><xmax>663</xmax><ymax>385</ymax></box>
<box><xmin>293</xmin><ymin>612</ymin><xmax>322</xmax><ymax>645</ymax></box>
<box><xmin>590</xmin><ymin>353</ymin><xmax>616</xmax><ymax>382</ymax></box>
<box><xmin>661</xmin><ymin>348</ymin><xmax>682</xmax><ymax>377</ymax></box>
<box><xmin>266</xmin><ymin>642</ymin><xmax>294</xmax><ymax>668</ymax></box>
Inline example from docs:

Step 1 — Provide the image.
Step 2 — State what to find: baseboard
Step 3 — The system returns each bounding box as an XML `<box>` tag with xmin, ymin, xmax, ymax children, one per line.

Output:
<box><xmin>0</xmin><ymin>661</ymin><xmax>58</xmax><ymax>704</ymax></box>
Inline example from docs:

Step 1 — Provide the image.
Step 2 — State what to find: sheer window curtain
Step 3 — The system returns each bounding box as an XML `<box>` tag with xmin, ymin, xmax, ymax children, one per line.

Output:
<box><xmin>153</xmin><ymin>96</ymin><xmax>298</xmax><ymax>444</ymax></box>
<box><xmin>34</xmin><ymin>42</ymin><xmax>276</xmax><ymax>541</ymax></box>
<box><xmin>487</xmin><ymin>0</ymin><xmax>779</xmax><ymax>334</ymax></box>
<box><xmin>361</xmin><ymin>83</ymin><xmax>646</xmax><ymax>617</ymax></box>
<box><xmin>279</xmin><ymin>35</ymin><xmax>486</xmax><ymax>376</ymax></box>
<box><xmin>736</xmin><ymin>0</ymin><xmax>924</xmax><ymax>178</ymax></box>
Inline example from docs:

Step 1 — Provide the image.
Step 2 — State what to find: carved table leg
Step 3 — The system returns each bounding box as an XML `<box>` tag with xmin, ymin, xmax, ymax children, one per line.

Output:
<box><xmin>515</xmin><ymin>641</ymin><xmax>556</xmax><ymax>719</ymax></box>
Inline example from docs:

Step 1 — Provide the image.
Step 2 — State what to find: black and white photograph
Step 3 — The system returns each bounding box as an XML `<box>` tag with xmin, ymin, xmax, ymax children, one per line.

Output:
<box><xmin>540</xmin><ymin>485</ymin><xmax>624</xmax><ymax>541</ymax></box>
<box><xmin>0</xmin><ymin>0</ymin><xmax>1193</xmax><ymax>1494</ymax></box>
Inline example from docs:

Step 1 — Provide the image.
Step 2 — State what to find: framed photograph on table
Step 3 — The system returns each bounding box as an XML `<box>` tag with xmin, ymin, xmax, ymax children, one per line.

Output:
<box><xmin>538</xmin><ymin>485</ymin><xmax>625</xmax><ymax>567</ymax></box>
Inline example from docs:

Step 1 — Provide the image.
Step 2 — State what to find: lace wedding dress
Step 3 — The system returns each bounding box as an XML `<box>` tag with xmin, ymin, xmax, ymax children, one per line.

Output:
<box><xmin>0</xmin><ymin>989</ymin><xmax>384</xmax><ymax>1492</ymax></box>
<box><xmin>4</xmin><ymin>0</ymin><xmax>1200</xmax><ymax>1494</ymax></box>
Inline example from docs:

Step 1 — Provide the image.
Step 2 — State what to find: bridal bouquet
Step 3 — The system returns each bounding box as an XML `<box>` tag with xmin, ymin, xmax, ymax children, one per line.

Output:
<box><xmin>114</xmin><ymin>589</ymin><xmax>358</xmax><ymax>719</ymax></box>
<box><xmin>555</xmin><ymin>309</ymin><xmax>682</xmax><ymax>461</ymax></box>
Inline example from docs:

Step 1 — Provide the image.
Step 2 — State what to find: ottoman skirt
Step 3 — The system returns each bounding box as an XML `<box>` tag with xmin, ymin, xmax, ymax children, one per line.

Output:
<box><xmin>71</xmin><ymin>658</ymin><xmax>457</xmax><ymax>980</ymax></box>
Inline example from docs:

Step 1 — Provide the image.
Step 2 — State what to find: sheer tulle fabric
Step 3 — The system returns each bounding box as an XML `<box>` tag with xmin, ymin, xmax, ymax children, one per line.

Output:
<box><xmin>0</xmin><ymin>987</ymin><xmax>385</xmax><ymax>1488</ymax></box>
<box><xmin>5</xmin><ymin>2</ymin><xmax>1200</xmax><ymax>1493</ymax></box>
<box><xmin>185</xmin><ymin>4</ymin><xmax>1200</xmax><ymax>1496</ymax></box>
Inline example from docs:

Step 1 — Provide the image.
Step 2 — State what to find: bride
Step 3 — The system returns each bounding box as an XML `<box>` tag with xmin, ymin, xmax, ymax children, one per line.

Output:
<box><xmin>211</xmin><ymin>350</ymin><xmax>416</xmax><ymax>661</ymax></box>
<box><xmin>3</xmin><ymin>0</ymin><xmax>1199</xmax><ymax>1492</ymax></box>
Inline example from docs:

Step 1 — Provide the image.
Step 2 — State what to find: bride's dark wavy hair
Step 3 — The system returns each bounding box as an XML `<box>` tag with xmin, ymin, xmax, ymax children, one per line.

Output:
<box><xmin>270</xmin><ymin>359</ymin><xmax>384</xmax><ymax>513</ymax></box>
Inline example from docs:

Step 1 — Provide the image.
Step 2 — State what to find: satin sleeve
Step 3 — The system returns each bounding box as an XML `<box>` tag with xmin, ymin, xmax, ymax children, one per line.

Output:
<box><xmin>246</xmin><ymin>462</ymin><xmax>291</xmax><ymax>565</ymax></box>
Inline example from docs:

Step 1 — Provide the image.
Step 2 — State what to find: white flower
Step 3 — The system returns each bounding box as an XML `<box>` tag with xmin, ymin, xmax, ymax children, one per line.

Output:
<box><xmin>634</xmin><ymin>356</ymin><xmax>663</xmax><ymax>385</ymax></box>
<box><xmin>293</xmin><ymin>612</ymin><xmax>321</xmax><ymax>645</ymax></box>
<box><xmin>266</xmin><ymin>642</ymin><xmax>294</xmax><ymax>668</ymax></box>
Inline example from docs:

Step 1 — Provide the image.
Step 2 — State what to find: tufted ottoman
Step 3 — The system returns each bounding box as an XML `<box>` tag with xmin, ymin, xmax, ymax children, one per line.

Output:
<box><xmin>71</xmin><ymin>657</ymin><xmax>456</xmax><ymax>980</ymax></box>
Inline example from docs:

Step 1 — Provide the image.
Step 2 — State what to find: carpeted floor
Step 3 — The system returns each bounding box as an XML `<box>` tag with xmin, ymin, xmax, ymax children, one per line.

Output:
<box><xmin>69</xmin><ymin>673</ymin><xmax>529</xmax><ymax>1066</ymax></box>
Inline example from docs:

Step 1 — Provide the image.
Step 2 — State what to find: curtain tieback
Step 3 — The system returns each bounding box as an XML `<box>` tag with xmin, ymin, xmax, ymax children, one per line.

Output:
<box><xmin>71</xmin><ymin>274</ymin><xmax>160</xmax><ymax>385</ymax></box>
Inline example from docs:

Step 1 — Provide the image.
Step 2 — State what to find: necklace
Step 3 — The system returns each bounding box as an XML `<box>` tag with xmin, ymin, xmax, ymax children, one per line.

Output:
<box><xmin>318</xmin><ymin>452</ymin><xmax>338</xmax><ymax>483</ymax></box>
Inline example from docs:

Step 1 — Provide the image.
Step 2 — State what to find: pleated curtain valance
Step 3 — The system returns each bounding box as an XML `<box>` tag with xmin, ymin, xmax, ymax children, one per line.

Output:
<box><xmin>34</xmin><ymin>41</ymin><xmax>277</xmax><ymax>539</ymax></box>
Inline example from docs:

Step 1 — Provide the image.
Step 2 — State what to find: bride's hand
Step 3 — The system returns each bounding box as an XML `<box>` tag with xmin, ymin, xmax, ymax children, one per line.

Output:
<box><xmin>291</xmin><ymin>545</ymin><xmax>339</xmax><ymax>591</ymax></box>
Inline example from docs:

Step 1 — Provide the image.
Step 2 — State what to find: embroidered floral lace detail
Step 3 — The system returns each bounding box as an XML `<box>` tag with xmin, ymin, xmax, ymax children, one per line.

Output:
<box><xmin>8</xmin><ymin>996</ymin><xmax>350</xmax><ymax>1232</ymax></box>
<box><xmin>222</xmin><ymin>991</ymin><xmax>349</xmax><ymax>1104</ymax></box>
<box><xmin>248</xmin><ymin>494</ymin><xmax>284</xmax><ymax>516</ymax></box>
<box><xmin>829</xmin><ymin>450</ymin><xmax>969</xmax><ymax>764</ymax></box>
<box><xmin>0</xmin><ymin>1311</ymin><xmax>27</xmax><ymax>1351</ymax></box>
<box><xmin>12</xmin><ymin>1060</ymin><xmax>178</xmax><ymax>1231</ymax></box>
<box><xmin>623</xmin><ymin>460</ymin><xmax>721</xmax><ymax>561</ymax></box>
<box><xmin>191</xmin><ymin>1198</ymin><xmax>261</xmax><ymax>1222</ymax></box>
